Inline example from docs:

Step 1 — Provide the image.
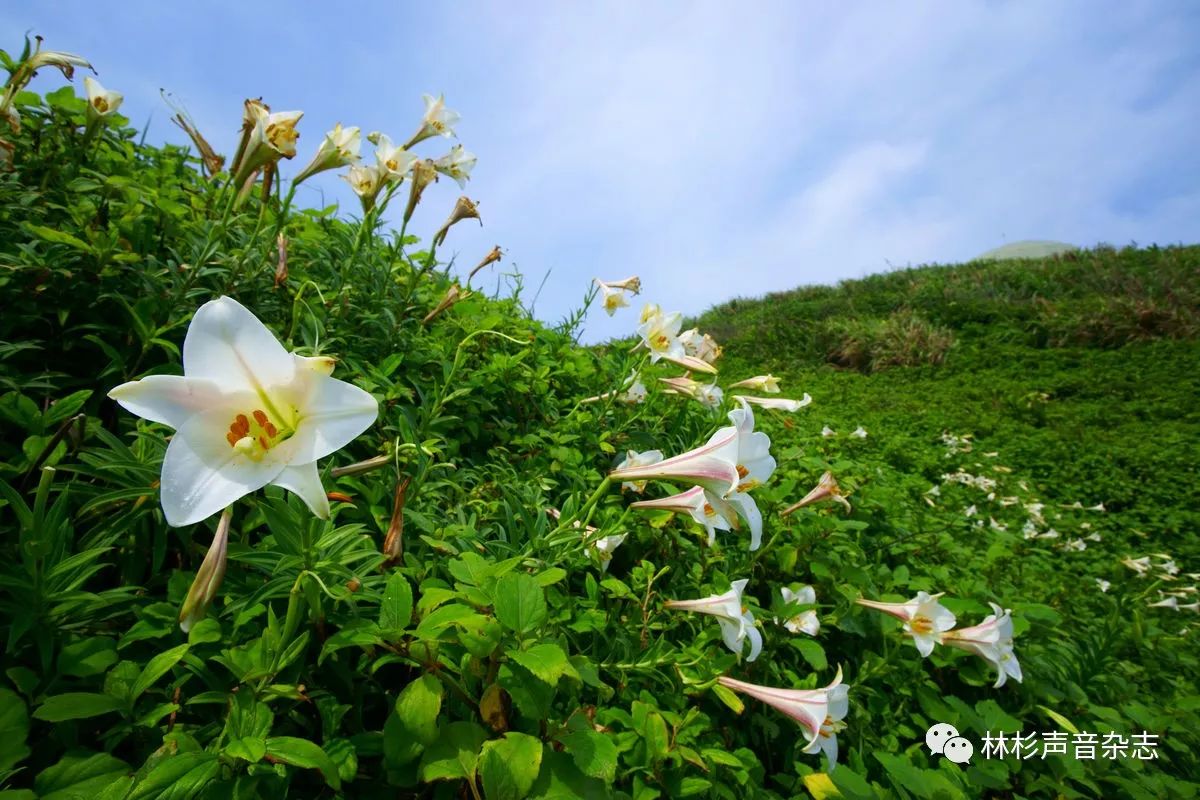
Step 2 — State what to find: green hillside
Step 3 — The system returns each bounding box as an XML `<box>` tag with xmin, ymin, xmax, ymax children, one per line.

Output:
<box><xmin>2</xmin><ymin>54</ymin><xmax>1199</xmax><ymax>800</ymax></box>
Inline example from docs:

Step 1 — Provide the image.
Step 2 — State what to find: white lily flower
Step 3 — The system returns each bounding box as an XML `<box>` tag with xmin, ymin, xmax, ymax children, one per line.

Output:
<box><xmin>1122</xmin><ymin>556</ymin><xmax>1152</xmax><ymax>576</ymax></box>
<box><xmin>619</xmin><ymin>371</ymin><xmax>647</xmax><ymax>404</ymax></box>
<box><xmin>851</xmin><ymin>426</ymin><xmax>868</xmax><ymax>438</ymax></box>
<box><xmin>343</xmin><ymin>164</ymin><xmax>386</xmax><ymax>211</ymax></box>
<box><xmin>734</xmin><ymin>394</ymin><xmax>811</xmax><ymax>412</ymax></box>
<box><xmin>1096</xmin><ymin>578</ymin><xmax>1111</xmax><ymax>593</ymax></box>
<box><xmin>727</xmin><ymin>398</ymin><xmax>776</xmax><ymax>493</ymax></box>
<box><xmin>660</xmin><ymin>376</ymin><xmax>722</xmax><ymax>408</ymax></box>
<box><xmin>83</xmin><ymin>76</ymin><xmax>122</xmax><ymax>121</ymax></box>
<box><xmin>375</xmin><ymin>133</ymin><xmax>417</xmax><ymax>182</ymax></box>
<box><xmin>730</xmin><ymin>375</ymin><xmax>781</xmax><ymax>394</ymax></box>
<box><xmin>609</xmin><ymin>427</ymin><xmax>739</xmax><ymax>496</ymax></box>
<box><xmin>233</xmin><ymin>108</ymin><xmax>303</xmax><ymax>185</ymax></box>
<box><xmin>1150</xmin><ymin>596</ymin><xmax>1180</xmax><ymax>609</ymax></box>
<box><xmin>636</xmin><ymin>309</ymin><xmax>685</xmax><ymax>363</ymax></box>
<box><xmin>1063</xmin><ymin>538</ymin><xmax>1087</xmax><ymax>552</ymax></box>
<box><xmin>406</xmin><ymin>93</ymin><xmax>461</xmax><ymax>147</ymax></box>
<box><xmin>591</xmin><ymin>532</ymin><xmax>626</xmax><ymax>572</ymax></box>
<box><xmin>639</xmin><ymin>303</ymin><xmax>663</xmax><ymax>325</ymax></box>
<box><xmin>964</xmin><ymin>504</ymin><xmax>977</xmax><ymax>517</ymax></box>
<box><xmin>855</xmin><ymin>592</ymin><xmax>957</xmax><ymax>657</ymax></box>
<box><xmin>433</xmin><ymin>143</ymin><xmax>476</xmax><ymax>188</ymax></box>
<box><xmin>781</xmin><ymin>471</ymin><xmax>851</xmax><ymax>516</ymax></box>
<box><xmin>821</xmin><ymin>425</ymin><xmax>835</xmax><ymax>438</ymax></box>
<box><xmin>942</xmin><ymin>603</ymin><xmax>1022</xmax><ymax>688</ymax></box>
<box><xmin>778</xmin><ymin>585</ymin><xmax>820</xmax><ymax>636</ymax></box>
<box><xmin>615</xmin><ymin>449</ymin><xmax>664</xmax><ymax>493</ymax></box>
<box><xmin>630</xmin><ymin>485</ymin><xmax>733</xmax><ymax>545</ymax></box>
<box><xmin>108</xmin><ymin>297</ymin><xmax>378</xmax><ymax>526</ymax></box>
<box><xmin>294</xmin><ymin>123</ymin><xmax>360</xmax><ymax>184</ymax></box>
<box><xmin>665</xmin><ymin>579</ymin><xmax>761</xmax><ymax>661</ymax></box>
<box><xmin>678</xmin><ymin>328</ymin><xmax>722</xmax><ymax>364</ymax></box>
<box><xmin>717</xmin><ymin>668</ymin><xmax>848</xmax><ymax>763</ymax></box>
<box><xmin>595</xmin><ymin>280</ymin><xmax>630</xmax><ymax>316</ymax></box>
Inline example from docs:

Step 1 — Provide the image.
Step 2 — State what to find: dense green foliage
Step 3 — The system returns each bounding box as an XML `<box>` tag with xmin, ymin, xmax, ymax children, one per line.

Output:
<box><xmin>1</xmin><ymin>62</ymin><xmax>1198</xmax><ymax>800</ymax></box>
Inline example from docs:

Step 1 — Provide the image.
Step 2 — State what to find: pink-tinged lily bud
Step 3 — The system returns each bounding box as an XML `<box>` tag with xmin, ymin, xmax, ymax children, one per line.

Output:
<box><xmin>273</xmin><ymin>233</ymin><xmax>288</xmax><ymax>288</ymax></box>
<box><xmin>403</xmin><ymin>159</ymin><xmax>438</xmax><ymax>224</ymax></box>
<box><xmin>432</xmin><ymin>196</ymin><xmax>481</xmax><ymax>247</ymax></box>
<box><xmin>383</xmin><ymin>477</ymin><xmax>410</xmax><ymax>563</ymax></box>
<box><xmin>731</xmin><ymin>375</ymin><xmax>781</xmax><ymax>394</ymax></box>
<box><xmin>294</xmin><ymin>123</ymin><xmax>361</xmax><ymax>185</ymax></box>
<box><xmin>404</xmin><ymin>93</ymin><xmax>461</xmax><ymax>149</ymax></box>
<box><xmin>661</xmin><ymin>352</ymin><xmax>719</xmax><ymax>374</ymax></box>
<box><xmin>717</xmin><ymin>667</ymin><xmax>848</xmax><ymax>771</ymax></box>
<box><xmin>941</xmin><ymin>602</ymin><xmax>1022</xmax><ymax>687</ymax></box>
<box><xmin>781</xmin><ymin>471</ymin><xmax>851</xmax><ymax>516</ymax></box>
<box><xmin>178</xmin><ymin>508</ymin><xmax>232</xmax><ymax>632</ymax></box>
<box><xmin>433</xmin><ymin>144</ymin><xmax>476</xmax><ymax>189</ymax></box>
<box><xmin>665</xmin><ymin>579</ymin><xmax>762</xmax><ymax>661</ymax></box>
<box><xmin>631</xmin><ymin>485</ymin><xmax>733</xmax><ymax>545</ymax></box>
<box><xmin>777</xmin><ymin>585</ymin><xmax>820</xmax><ymax>636</ymax></box>
<box><xmin>614</xmin><ymin>449</ymin><xmax>664</xmax><ymax>492</ymax></box>
<box><xmin>343</xmin><ymin>164</ymin><xmax>387</xmax><ymax>212</ymax></box>
<box><xmin>83</xmin><ymin>76</ymin><xmax>122</xmax><ymax>123</ymax></box>
<box><xmin>734</xmin><ymin>394</ymin><xmax>811</xmax><ymax>412</ymax></box>
<box><xmin>608</xmin><ymin>426</ymin><xmax>740</xmax><ymax>496</ymax></box>
<box><xmin>855</xmin><ymin>592</ymin><xmax>957</xmax><ymax>657</ymax></box>
<box><xmin>468</xmin><ymin>245</ymin><xmax>503</xmax><ymax>282</ymax></box>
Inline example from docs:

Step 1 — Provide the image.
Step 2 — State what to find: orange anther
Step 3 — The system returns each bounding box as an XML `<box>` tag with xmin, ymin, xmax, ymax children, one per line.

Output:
<box><xmin>253</xmin><ymin>409</ymin><xmax>268</xmax><ymax>427</ymax></box>
<box><xmin>258</xmin><ymin>435</ymin><xmax>269</xmax><ymax>450</ymax></box>
<box><xmin>226</xmin><ymin>431</ymin><xmax>239</xmax><ymax>447</ymax></box>
<box><xmin>264</xmin><ymin>422</ymin><xmax>278</xmax><ymax>438</ymax></box>
<box><xmin>736</xmin><ymin>465</ymin><xmax>750</xmax><ymax>479</ymax></box>
<box><xmin>236</xmin><ymin>413</ymin><xmax>249</xmax><ymax>429</ymax></box>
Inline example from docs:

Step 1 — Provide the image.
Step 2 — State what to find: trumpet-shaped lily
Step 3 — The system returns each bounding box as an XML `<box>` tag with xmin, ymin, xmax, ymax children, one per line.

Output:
<box><xmin>679</xmin><ymin>329</ymin><xmax>722</xmax><ymax>364</ymax></box>
<box><xmin>660</xmin><ymin>376</ymin><xmax>722</xmax><ymax>407</ymax></box>
<box><xmin>83</xmin><ymin>76</ymin><xmax>122</xmax><ymax>122</ymax></box>
<box><xmin>619</xmin><ymin>371</ymin><xmax>647</xmax><ymax>404</ymax></box>
<box><xmin>717</xmin><ymin>668</ymin><xmax>848</xmax><ymax>765</ymax></box>
<box><xmin>28</xmin><ymin>47</ymin><xmax>93</xmax><ymax>79</ymax></box>
<box><xmin>294</xmin><ymin>123</ymin><xmax>360</xmax><ymax>184</ymax></box>
<box><xmin>108</xmin><ymin>296</ymin><xmax>378</xmax><ymax>527</ymax></box>
<box><xmin>630</xmin><ymin>485</ymin><xmax>733</xmax><ymax>545</ymax></box>
<box><xmin>433</xmin><ymin>143</ymin><xmax>476</xmax><ymax>188</ymax></box>
<box><xmin>640</xmin><ymin>302</ymin><xmax>663</xmax><ymax>324</ymax></box>
<box><xmin>636</xmin><ymin>308</ymin><xmax>685</xmax><ymax>363</ymax></box>
<box><xmin>728</xmin><ymin>398</ymin><xmax>776</xmax><ymax>493</ymax></box>
<box><xmin>851</xmin><ymin>426</ymin><xmax>868</xmax><ymax>438</ymax></box>
<box><xmin>778</xmin><ymin>585</ymin><xmax>821</xmax><ymax>636</ymax></box>
<box><xmin>942</xmin><ymin>603</ymin><xmax>1023</xmax><ymax>688</ymax></box>
<box><xmin>734</xmin><ymin>394</ymin><xmax>812</xmax><ymax>412</ymax></box>
<box><xmin>375</xmin><ymin>133</ymin><xmax>417</xmax><ymax>182</ymax></box>
<box><xmin>781</xmin><ymin>471</ymin><xmax>851</xmax><ymax>516</ymax></box>
<box><xmin>608</xmin><ymin>425</ymin><xmax>740</xmax><ymax>496</ymax></box>
<box><xmin>615</xmin><ymin>449</ymin><xmax>663</xmax><ymax>492</ymax></box>
<box><xmin>343</xmin><ymin>164</ymin><xmax>386</xmax><ymax>211</ymax></box>
<box><xmin>233</xmin><ymin>107</ymin><xmax>303</xmax><ymax>186</ymax></box>
<box><xmin>432</xmin><ymin>196</ymin><xmax>482</xmax><ymax>247</ymax></box>
<box><xmin>730</xmin><ymin>375</ymin><xmax>780</xmax><ymax>394</ymax></box>
<box><xmin>856</xmin><ymin>592</ymin><xmax>956</xmax><ymax>657</ymax></box>
<box><xmin>666</xmin><ymin>579</ymin><xmax>761</xmax><ymax>661</ymax></box>
<box><xmin>821</xmin><ymin>425</ymin><xmax>835</xmax><ymax>438</ymax></box>
<box><xmin>469</xmin><ymin>245</ymin><xmax>503</xmax><ymax>282</ymax></box>
<box><xmin>406</xmin><ymin>93</ymin><xmax>461</xmax><ymax>148</ymax></box>
<box><xmin>594</xmin><ymin>280</ymin><xmax>631</xmax><ymax>316</ymax></box>
<box><xmin>591</xmin><ymin>532</ymin><xmax>626</xmax><ymax>572</ymax></box>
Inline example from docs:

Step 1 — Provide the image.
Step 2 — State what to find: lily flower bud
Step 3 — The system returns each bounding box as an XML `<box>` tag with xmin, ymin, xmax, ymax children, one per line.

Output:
<box><xmin>468</xmin><ymin>245</ymin><xmax>503</xmax><ymax>282</ymax></box>
<box><xmin>422</xmin><ymin>283</ymin><xmax>472</xmax><ymax>325</ymax></box>
<box><xmin>178</xmin><ymin>508</ymin><xmax>232</xmax><ymax>632</ymax></box>
<box><xmin>403</xmin><ymin>159</ymin><xmax>438</xmax><ymax>224</ymax></box>
<box><xmin>432</xmin><ymin>196</ymin><xmax>481</xmax><ymax>247</ymax></box>
<box><xmin>273</xmin><ymin>233</ymin><xmax>288</xmax><ymax>288</ymax></box>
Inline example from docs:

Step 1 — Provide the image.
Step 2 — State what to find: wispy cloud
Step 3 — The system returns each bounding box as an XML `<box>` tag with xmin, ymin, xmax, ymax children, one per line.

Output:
<box><xmin>5</xmin><ymin>1</ymin><xmax>1197</xmax><ymax>341</ymax></box>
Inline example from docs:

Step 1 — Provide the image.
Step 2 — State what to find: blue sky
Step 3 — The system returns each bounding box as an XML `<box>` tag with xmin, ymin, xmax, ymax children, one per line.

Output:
<box><xmin>7</xmin><ymin>2</ymin><xmax>1199</xmax><ymax>342</ymax></box>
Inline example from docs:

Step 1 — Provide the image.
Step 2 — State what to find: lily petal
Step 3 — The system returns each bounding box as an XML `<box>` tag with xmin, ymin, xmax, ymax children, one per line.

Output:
<box><xmin>182</xmin><ymin>296</ymin><xmax>296</xmax><ymax>394</ymax></box>
<box><xmin>290</xmin><ymin>371</ymin><xmax>379</xmax><ymax>462</ymax></box>
<box><xmin>272</xmin><ymin>461</ymin><xmax>331</xmax><ymax>519</ymax></box>
<box><xmin>108</xmin><ymin>374</ymin><xmax>224</xmax><ymax>429</ymax></box>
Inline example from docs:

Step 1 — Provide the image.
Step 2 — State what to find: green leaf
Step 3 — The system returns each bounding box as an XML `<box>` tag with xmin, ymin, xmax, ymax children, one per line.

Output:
<box><xmin>35</xmin><ymin>752</ymin><xmax>129</xmax><ymax>799</ymax></box>
<box><xmin>126</xmin><ymin>751</ymin><xmax>219</xmax><ymax>800</ymax></box>
<box><xmin>384</xmin><ymin>674</ymin><xmax>444</xmax><ymax>766</ymax></box>
<box><xmin>479</xmin><ymin>732</ymin><xmax>543</xmax><ymax>800</ymax></box>
<box><xmin>20</xmin><ymin>223</ymin><xmax>92</xmax><ymax>253</ymax></box>
<box><xmin>33</xmin><ymin>693</ymin><xmax>123</xmax><ymax>722</ymax></box>
<box><xmin>508</xmin><ymin>643</ymin><xmax>573</xmax><ymax>685</ymax></box>
<box><xmin>58</xmin><ymin>637</ymin><xmax>118</xmax><ymax>678</ymax></box>
<box><xmin>129</xmin><ymin>643</ymin><xmax>189</xmax><ymax>702</ymax></box>
<box><xmin>494</xmin><ymin>573</ymin><xmax>547</xmax><ymax>634</ymax></box>
<box><xmin>44</xmin><ymin>390</ymin><xmax>92</xmax><ymax>426</ymax></box>
<box><xmin>557</xmin><ymin>728</ymin><xmax>617</xmax><ymax>783</ymax></box>
<box><xmin>0</xmin><ymin>688</ymin><xmax>30</xmax><ymax>773</ymax></box>
<box><xmin>380</xmin><ymin>572</ymin><xmax>413</xmax><ymax>631</ymax></box>
<box><xmin>225</xmin><ymin>737</ymin><xmax>267</xmax><ymax>762</ymax></box>
<box><xmin>791</xmin><ymin>638</ymin><xmax>828</xmax><ymax>671</ymax></box>
<box><xmin>710</xmin><ymin>684</ymin><xmax>744</xmax><ymax>715</ymax></box>
<box><xmin>263</xmin><ymin>736</ymin><xmax>342</xmax><ymax>790</ymax></box>
<box><xmin>1036</xmin><ymin>704</ymin><xmax>1081</xmax><ymax>735</ymax></box>
<box><xmin>420</xmin><ymin>721</ymin><xmax>487</xmax><ymax>784</ymax></box>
